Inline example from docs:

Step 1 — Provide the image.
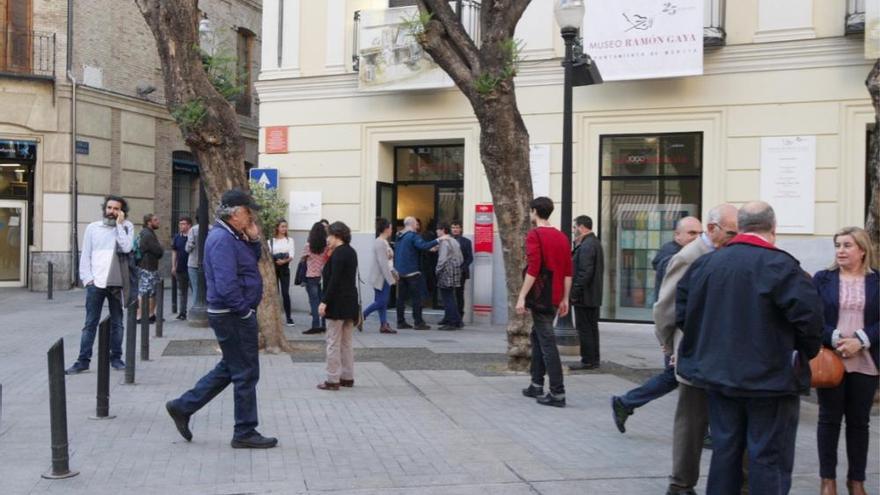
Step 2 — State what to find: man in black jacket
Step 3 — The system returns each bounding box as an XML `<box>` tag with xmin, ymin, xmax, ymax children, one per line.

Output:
<box><xmin>676</xmin><ymin>201</ymin><xmax>823</xmax><ymax>494</ymax></box>
<box><xmin>569</xmin><ymin>215</ymin><xmax>604</xmax><ymax>370</ymax></box>
<box><xmin>136</xmin><ymin>213</ymin><xmax>164</xmax><ymax>322</ymax></box>
<box><xmin>652</xmin><ymin>216</ymin><xmax>701</xmax><ymax>289</ymax></box>
<box><xmin>451</xmin><ymin>220</ymin><xmax>473</xmax><ymax>323</ymax></box>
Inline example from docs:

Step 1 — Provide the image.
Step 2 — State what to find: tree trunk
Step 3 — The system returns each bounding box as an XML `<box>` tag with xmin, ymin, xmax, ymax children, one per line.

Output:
<box><xmin>866</xmin><ymin>59</ymin><xmax>880</xmax><ymax>263</ymax></box>
<box><xmin>135</xmin><ymin>0</ymin><xmax>290</xmax><ymax>352</ymax></box>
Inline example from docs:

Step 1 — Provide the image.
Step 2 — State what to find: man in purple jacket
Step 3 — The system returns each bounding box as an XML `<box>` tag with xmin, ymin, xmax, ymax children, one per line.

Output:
<box><xmin>165</xmin><ymin>189</ymin><xmax>277</xmax><ymax>449</ymax></box>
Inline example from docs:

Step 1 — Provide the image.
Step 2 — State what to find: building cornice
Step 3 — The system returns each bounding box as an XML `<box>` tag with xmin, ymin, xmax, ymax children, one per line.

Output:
<box><xmin>256</xmin><ymin>36</ymin><xmax>871</xmax><ymax>103</ymax></box>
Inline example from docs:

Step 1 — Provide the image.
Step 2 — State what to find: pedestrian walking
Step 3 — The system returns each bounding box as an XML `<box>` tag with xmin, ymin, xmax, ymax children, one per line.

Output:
<box><xmin>451</xmin><ymin>220</ymin><xmax>473</xmax><ymax>320</ymax></box>
<box><xmin>185</xmin><ymin>222</ymin><xmax>202</xmax><ymax>308</ymax></box>
<box><xmin>517</xmin><ymin>197</ymin><xmax>573</xmax><ymax>408</ymax></box>
<box><xmin>363</xmin><ymin>218</ymin><xmax>397</xmax><ymax>334</ymax></box>
<box><xmin>66</xmin><ymin>195</ymin><xmax>133</xmax><ymax>374</ymax></box>
<box><xmin>568</xmin><ymin>214</ymin><xmax>604</xmax><ymax>370</ymax></box>
<box><xmin>270</xmin><ymin>219</ymin><xmax>295</xmax><ymax>326</ymax></box>
<box><xmin>136</xmin><ymin>213</ymin><xmax>163</xmax><ymax>322</ymax></box>
<box><xmin>171</xmin><ymin>216</ymin><xmax>192</xmax><ymax>320</ymax></box>
<box><xmin>676</xmin><ymin>201</ymin><xmax>823</xmax><ymax>494</ymax></box>
<box><xmin>394</xmin><ymin>216</ymin><xmax>440</xmax><ymax>330</ymax></box>
<box><xmin>166</xmin><ymin>189</ymin><xmax>277</xmax><ymax>449</ymax></box>
<box><xmin>436</xmin><ymin>222</ymin><xmax>463</xmax><ymax>330</ymax></box>
<box><xmin>317</xmin><ymin>221</ymin><xmax>359</xmax><ymax>390</ymax></box>
<box><xmin>301</xmin><ymin>221</ymin><xmax>329</xmax><ymax>334</ymax></box>
<box><xmin>812</xmin><ymin>227</ymin><xmax>878</xmax><ymax>495</ymax></box>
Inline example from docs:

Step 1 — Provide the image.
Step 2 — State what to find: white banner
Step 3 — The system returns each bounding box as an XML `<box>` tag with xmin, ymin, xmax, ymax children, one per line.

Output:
<box><xmin>289</xmin><ymin>191</ymin><xmax>322</xmax><ymax>231</ymax></box>
<box><xmin>583</xmin><ymin>0</ymin><xmax>703</xmax><ymax>81</ymax></box>
<box><xmin>529</xmin><ymin>145</ymin><xmax>551</xmax><ymax>198</ymax></box>
<box><xmin>760</xmin><ymin>136</ymin><xmax>816</xmax><ymax>235</ymax></box>
<box><xmin>357</xmin><ymin>7</ymin><xmax>453</xmax><ymax>91</ymax></box>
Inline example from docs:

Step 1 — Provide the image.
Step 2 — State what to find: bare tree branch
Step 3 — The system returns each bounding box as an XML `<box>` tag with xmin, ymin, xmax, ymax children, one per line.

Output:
<box><xmin>419</xmin><ymin>0</ymin><xmax>481</xmax><ymax>74</ymax></box>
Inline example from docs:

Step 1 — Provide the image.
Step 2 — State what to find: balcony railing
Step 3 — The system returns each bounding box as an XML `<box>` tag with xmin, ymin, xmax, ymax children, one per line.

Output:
<box><xmin>0</xmin><ymin>30</ymin><xmax>55</xmax><ymax>79</ymax></box>
<box><xmin>704</xmin><ymin>0</ymin><xmax>726</xmax><ymax>47</ymax></box>
<box><xmin>846</xmin><ymin>0</ymin><xmax>865</xmax><ymax>35</ymax></box>
<box><xmin>353</xmin><ymin>0</ymin><xmax>481</xmax><ymax>72</ymax></box>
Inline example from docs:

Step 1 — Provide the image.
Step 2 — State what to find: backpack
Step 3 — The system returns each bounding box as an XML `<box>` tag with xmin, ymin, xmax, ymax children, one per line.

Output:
<box><xmin>132</xmin><ymin>231</ymin><xmax>144</xmax><ymax>264</ymax></box>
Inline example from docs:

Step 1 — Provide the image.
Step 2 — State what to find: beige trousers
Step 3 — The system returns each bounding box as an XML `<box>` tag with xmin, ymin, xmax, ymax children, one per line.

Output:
<box><xmin>325</xmin><ymin>318</ymin><xmax>354</xmax><ymax>383</ymax></box>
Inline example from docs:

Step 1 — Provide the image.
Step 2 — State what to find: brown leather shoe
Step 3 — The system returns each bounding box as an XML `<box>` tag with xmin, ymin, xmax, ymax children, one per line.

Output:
<box><xmin>821</xmin><ymin>478</ymin><xmax>838</xmax><ymax>495</ymax></box>
<box><xmin>317</xmin><ymin>381</ymin><xmax>340</xmax><ymax>391</ymax></box>
<box><xmin>380</xmin><ymin>323</ymin><xmax>397</xmax><ymax>334</ymax></box>
<box><xmin>340</xmin><ymin>379</ymin><xmax>354</xmax><ymax>387</ymax></box>
<box><xmin>847</xmin><ymin>480</ymin><xmax>866</xmax><ymax>495</ymax></box>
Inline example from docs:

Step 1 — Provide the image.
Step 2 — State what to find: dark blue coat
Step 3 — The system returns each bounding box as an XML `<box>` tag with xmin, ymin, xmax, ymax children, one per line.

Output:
<box><xmin>394</xmin><ymin>230</ymin><xmax>439</xmax><ymax>276</ymax></box>
<box><xmin>676</xmin><ymin>236</ymin><xmax>824</xmax><ymax>397</ymax></box>
<box><xmin>204</xmin><ymin>220</ymin><xmax>263</xmax><ymax>317</ymax></box>
<box><xmin>812</xmin><ymin>269</ymin><xmax>879</xmax><ymax>369</ymax></box>
<box><xmin>455</xmin><ymin>235</ymin><xmax>474</xmax><ymax>280</ymax></box>
<box><xmin>652</xmin><ymin>240</ymin><xmax>682</xmax><ymax>289</ymax></box>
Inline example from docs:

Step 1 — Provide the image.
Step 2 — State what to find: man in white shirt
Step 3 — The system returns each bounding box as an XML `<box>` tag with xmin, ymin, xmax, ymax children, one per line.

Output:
<box><xmin>67</xmin><ymin>195</ymin><xmax>134</xmax><ymax>374</ymax></box>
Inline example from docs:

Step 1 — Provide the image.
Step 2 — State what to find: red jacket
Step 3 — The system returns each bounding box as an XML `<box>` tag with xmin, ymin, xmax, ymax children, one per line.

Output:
<box><xmin>525</xmin><ymin>227</ymin><xmax>573</xmax><ymax>307</ymax></box>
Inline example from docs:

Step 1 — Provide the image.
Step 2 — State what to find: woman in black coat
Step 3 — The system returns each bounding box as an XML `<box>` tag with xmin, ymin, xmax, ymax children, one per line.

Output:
<box><xmin>317</xmin><ymin>222</ymin><xmax>359</xmax><ymax>390</ymax></box>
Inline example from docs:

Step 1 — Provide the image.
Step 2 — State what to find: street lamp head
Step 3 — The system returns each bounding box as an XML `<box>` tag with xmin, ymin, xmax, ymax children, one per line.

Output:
<box><xmin>554</xmin><ymin>0</ymin><xmax>585</xmax><ymax>31</ymax></box>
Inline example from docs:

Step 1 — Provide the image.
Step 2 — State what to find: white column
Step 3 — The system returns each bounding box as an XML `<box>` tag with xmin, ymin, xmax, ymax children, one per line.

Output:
<box><xmin>261</xmin><ymin>0</ymin><xmax>279</xmax><ymax>72</ymax></box>
<box><xmin>754</xmin><ymin>0</ymin><xmax>815</xmax><ymax>42</ymax></box>
<box><xmin>325</xmin><ymin>0</ymin><xmax>346</xmax><ymax>74</ymax></box>
<box><xmin>281</xmin><ymin>0</ymin><xmax>301</xmax><ymax>74</ymax></box>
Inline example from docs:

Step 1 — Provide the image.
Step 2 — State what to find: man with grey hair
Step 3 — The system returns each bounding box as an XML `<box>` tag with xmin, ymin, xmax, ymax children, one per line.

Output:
<box><xmin>166</xmin><ymin>189</ymin><xmax>278</xmax><ymax>449</ymax></box>
<box><xmin>394</xmin><ymin>216</ymin><xmax>443</xmax><ymax>330</ymax></box>
<box><xmin>676</xmin><ymin>201</ymin><xmax>822</xmax><ymax>494</ymax></box>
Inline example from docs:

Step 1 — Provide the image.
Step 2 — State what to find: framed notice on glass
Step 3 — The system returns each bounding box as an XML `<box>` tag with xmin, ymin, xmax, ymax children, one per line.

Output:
<box><xmin>760</xmin><ymin>136</ymin><xmax>815</xmax><ymax>234</ymax></box>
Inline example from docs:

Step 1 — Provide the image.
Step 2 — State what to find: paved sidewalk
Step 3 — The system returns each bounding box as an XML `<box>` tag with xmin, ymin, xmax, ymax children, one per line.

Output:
<box><xmin>0</xmin><ymin>288</ymin><xmax>877</xmax><ymax>494</ymax></box>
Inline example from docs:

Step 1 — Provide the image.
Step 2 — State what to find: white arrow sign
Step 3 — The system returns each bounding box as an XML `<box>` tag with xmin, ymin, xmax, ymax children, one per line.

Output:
<box><xmin>257</xmin><ymin>172</ymin><xmax>271</xmax><ymax>188</ymax></box>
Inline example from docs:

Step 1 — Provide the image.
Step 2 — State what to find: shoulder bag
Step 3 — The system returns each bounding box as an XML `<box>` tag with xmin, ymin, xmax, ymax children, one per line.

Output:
<box><xmin>809</xmin><ymin>346</ymin><xmax>845</xmax><ymax>388</ymax></box>
<box><xmin>523</xmin><ymin>229</ymin><xmax>555</xmax><ymax>314</ymax></box>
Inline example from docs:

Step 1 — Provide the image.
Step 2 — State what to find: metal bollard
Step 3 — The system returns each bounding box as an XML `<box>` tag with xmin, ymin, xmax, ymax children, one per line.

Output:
<box><xmin>47</xmin><ymin>262</ymin><xmax>54</xmax><ymax>300</ymax></box>
<box><xmin>124</xmin><ymin>302</ymin><xmax>137</xmax><ymax>384</ymax></box>
<box><xmin>89</xmin><ymin>318</ymin><xmax>115</xmax><ymax>420</ymax></box>
<box><xmin>170</xmin><ymin>274</ymin><xmax>178</xmax><ymax>314</ymax></box>
<box><xmin>42</xmin><ymin>338</ymin><xmax>79</xmax><ymax>479</ymax></box>
<box><xmin>140</xmin><ymin>294</ymin><xmax>150</xmax><ymax>361</ymax></box>
<box><xmin>155</xmin><ymin>279</ymin><xmax>164</xmax><ymax>338</ymax></box>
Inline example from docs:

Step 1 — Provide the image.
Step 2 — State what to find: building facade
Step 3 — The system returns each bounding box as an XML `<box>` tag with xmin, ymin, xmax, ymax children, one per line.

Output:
<box><xmin>0</xmin><ymin>0</ymin><xmax>262</xmax><ymax>290</ymax></box>
<box><xmin>256</xmin><ymin>0</ymin><xmax>874</xmax><ymax>323</ymax></box>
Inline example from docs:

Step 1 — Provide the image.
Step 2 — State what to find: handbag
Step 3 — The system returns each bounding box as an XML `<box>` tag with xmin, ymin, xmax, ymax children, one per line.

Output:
<box><xmin>294</xmin><ymin>259</ymin><xmax>307</xmax><ymax>286</ymax></box>
<box><xmin>809</xmin><ymin>347</ymin><xmax>845</xmax><ymax>388</ymax></box>
<box><xmin>523</xmin><ymin>229</ymin><xmax>555</xmax><ymax>314</ymax></box>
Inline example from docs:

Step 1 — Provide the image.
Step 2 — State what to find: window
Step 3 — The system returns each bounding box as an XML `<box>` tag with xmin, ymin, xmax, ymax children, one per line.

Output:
<box><xmin>0</xmin><ymin>0</ymin><xmax>32</xmax><ymax>73</ymax></box>
<box><xmin>599</xmin><ymin>133</ymin><xmax>702</xmax><ymax>321</ymax></box>
<box><xmin>171</xmin><ymin>151</ymin><xmax>199</xmax><ymax>229</ymax></box>
<box><xmin>236</xmin><ymin>28</ymin><xmax>255</xmax><ymax>117</ymax></box>
<box><xmin>395</xmin><ymin>146</ymin><xmax>464</xmax><ymax>182</ymax></box>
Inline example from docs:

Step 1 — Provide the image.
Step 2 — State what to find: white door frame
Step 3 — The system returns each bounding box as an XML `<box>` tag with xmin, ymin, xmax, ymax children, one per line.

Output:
<box><xmin>0</xmin><ymin>199</ymin><xmax>28</xmax><ymax>287</ymax></box>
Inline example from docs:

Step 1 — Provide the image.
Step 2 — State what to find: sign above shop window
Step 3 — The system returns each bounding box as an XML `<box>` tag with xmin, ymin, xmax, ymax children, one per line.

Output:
<box><xmin>583</xmin><ymin>0</ymin><xmax>703</xmax><ymax>81</ymax></box>
<box><xmin>265</xmin><ymin>127</ymin><xmax>288</xmax><ymax>154</ymax></box>
<box><xmin>760</xmin><ymin>136</ymin><xmax>815</xmax><ymax>235</ymax></box>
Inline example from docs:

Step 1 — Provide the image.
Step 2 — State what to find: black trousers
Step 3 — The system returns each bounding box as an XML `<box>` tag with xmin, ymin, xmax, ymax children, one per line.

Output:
<box><xmin>275</xmin><ymin>266</ymin><xmax>291</xmax><ymax>319</ymax></box>
<box><xmin>574</xmin><ymin>305</ymin><xmax>600</xmax><ymax>365</ymax></box>
<box><xmin>817</xmin><ymin>371</ymin><xmax>880</xmax><ymax>481</ymax></box>
<box><xmin>455</xmin><ymin>282</ymin><xmax>466</xmax><ymax>319</ymax></box>
<box><xmin>396</xmin><ymin>273</ymin><xmax>426</xmax><ymax>325</ymax></box>
<box><xmin>176</xmin><ymin>270</ymin><xmax>189</xmax><ymax>314</ymax></box>
<box><xmin>529</xmin><ymin>311</ymin><xmax>564</xmax><ymax>396</ymax></box>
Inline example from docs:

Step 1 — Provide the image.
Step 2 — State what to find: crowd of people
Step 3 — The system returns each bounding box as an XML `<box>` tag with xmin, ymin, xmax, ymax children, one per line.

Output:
<box><xmin>62</xmin><ymin>190</ymin><xmax>878</xmax><ymax>495</ymax></box>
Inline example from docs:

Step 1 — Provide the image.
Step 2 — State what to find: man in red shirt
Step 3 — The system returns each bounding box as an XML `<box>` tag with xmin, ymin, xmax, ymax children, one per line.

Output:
<box><xmin>516</xmin><ymin>197</ymin><xmax>573</xmax><ymax>407</ymax></box>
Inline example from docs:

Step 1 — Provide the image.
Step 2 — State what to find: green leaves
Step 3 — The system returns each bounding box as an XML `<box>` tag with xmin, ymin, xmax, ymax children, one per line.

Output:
<box><xmin>249</xmin><ymin>179</ymin><xmax>289</xmax><ymax>236</ymax></box>
<box><xmin>170</xmin><ymin>99</ymin><xmax>207</xmax><ymax>133</ymax></box>
<box><xmin>472</xmin><ymin>37</ymin><xmax>524</xmax><ymax>95</ymax></box>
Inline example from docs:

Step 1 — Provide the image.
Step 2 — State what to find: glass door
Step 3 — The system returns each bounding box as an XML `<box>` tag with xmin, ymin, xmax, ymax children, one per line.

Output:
<box><xmin>0</xmin><ymin>199</ymin><xmax>27</xmax><ymax>286</ymax></box>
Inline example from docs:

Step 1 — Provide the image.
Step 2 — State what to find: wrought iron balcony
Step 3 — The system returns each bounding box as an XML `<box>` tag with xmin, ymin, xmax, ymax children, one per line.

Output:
<box><xmin>846</xmin><ymin>0</ymin><xmax>865</xmax><ymax>35</ymax></box>
<box><xmin>0</xmin><ymin>30</ymin><xmax>55</xmax><ymax>80</ymax></box>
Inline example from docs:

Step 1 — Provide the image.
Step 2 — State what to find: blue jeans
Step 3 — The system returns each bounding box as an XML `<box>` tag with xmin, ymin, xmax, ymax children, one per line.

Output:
<box><xmin>363</xmin><ymin>282</ymin><xmax>391</xmax><ymax>325</ymax></box>
<box><xmin>529</xmin><ymin>311</ymin><xmax>564</xmax><ymax>396</ymax></box>
<box><xmin>618</xmin><ymin>355</ymin><xmax>678</xmax><ymax>411</ymax></box>
<box><xmin>304</xmin><ymin>277</ymin><xmax>324</xmax><ymax>329</ymax></box>
<box><xmin>77</xmin><ymin>285</ymin><xmax>124</xmax><ymax>364</ymax></box>
<box><xmin>707</xmin><ymin>391</ymin><xmax>800</xmax><ymax>495</ymax></box>
<box><xmin>396</xmin><ymin>273</ymin><xmax>427</xmax><ymax>325</ymax></box>
<box><xmin>188</xmin><ymin>267</ymin><xmax>201</xmax><ymax>309</ymax></box>
<box><xmin>172</xmin><ymin>312</ymin><xmax>260</xmax><ymax>440</ymax></box>
<box><xmin>439</xmin><ymin>287</ymin><xmax>461</xmax><ymax>326</ymax></box>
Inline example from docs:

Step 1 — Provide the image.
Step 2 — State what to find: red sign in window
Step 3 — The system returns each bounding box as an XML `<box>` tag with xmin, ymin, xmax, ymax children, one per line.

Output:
<box><xmin>474</xmin><ymin>204</ymin><xmax>494</xmax><ymax>254</ymax></box>
<box><xmin>265</xmin><ymin>126</ymin><xmax>288</xmax><ymax>154</ymax></box>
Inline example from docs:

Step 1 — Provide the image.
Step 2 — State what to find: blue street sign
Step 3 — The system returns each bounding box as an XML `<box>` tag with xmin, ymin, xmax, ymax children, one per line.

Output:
<box><xmin>249</xmin><ymin>168</ymin><xmax>278</xmax><ymax>189</ymax></box>
<box><xmin>75</xmin><ymin>140</ymin><xmax>90</xmax><ymax>155</ymax></box>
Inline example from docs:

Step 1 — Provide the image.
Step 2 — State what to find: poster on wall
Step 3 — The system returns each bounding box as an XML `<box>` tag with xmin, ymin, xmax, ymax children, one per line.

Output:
<box><xmin>867</xmin><ymin>0</ymin><xmax>880</xmax><ymax>59</ymax></box>
<box><xmin>265</xmin><ymin>127</ymin><xmax>288</xmax><ymax>154</ymax></box>
<box><xmin>289</xmin><ymin>192</ymin><xmax>322</xmax><ymax>231</ymax></box>
<box><xmin>583</xmin><ymin>0</ymin><xmax>703</xmax><ymax>81</ymax></box>
<box><xmin>474</xmin><ymin>204</ymin><xmax>494</xmax><ymax>254</ymax></box>
<box><xmin>529</xmin><ymin>145</ymin><xmax>551</xmax><ymax>198</ymax></box>
<box><xmin>357</xmin><ymin>6</ymin><xmax>454</xmax><ymax>92</ymax></box>
<box><xmin>760</xmin><ymin>136</ymin><xmax>816</xmax><ymax>234</ymax></box>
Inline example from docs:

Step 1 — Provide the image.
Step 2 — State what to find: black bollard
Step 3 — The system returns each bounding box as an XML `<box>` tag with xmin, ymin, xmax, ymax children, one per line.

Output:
<box><xmin>43</xmin><ymin>338</ymin><xmax>79</xmax><ymax>479</ymax></box>
<box><xmin>140</xmin><ymin>294</ymin><xmax>150</xmax><ymax>361</ymax></box>
<box><xmin>155</xmin><ymin>279</ymin><xmax>164</xmax><ymax>338</ymax></box>
<box><xmin>89</xmin><ymin>318</ymin><xmax>115</xmax><ymax>420</ymax></box>
<box><xmin>124</xmin><ymin>301</ymin><xmax>137</xmax><ymax>384</ymax></box>
<box><xmin>170</xmin><ymin>274</ymin><xmax>178</xmax><ymax>314</ymax></box>
<box><xmin>47</xmin><ymin>262</ymin><xmax>53</xmax><ymax>300</ymax></box>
